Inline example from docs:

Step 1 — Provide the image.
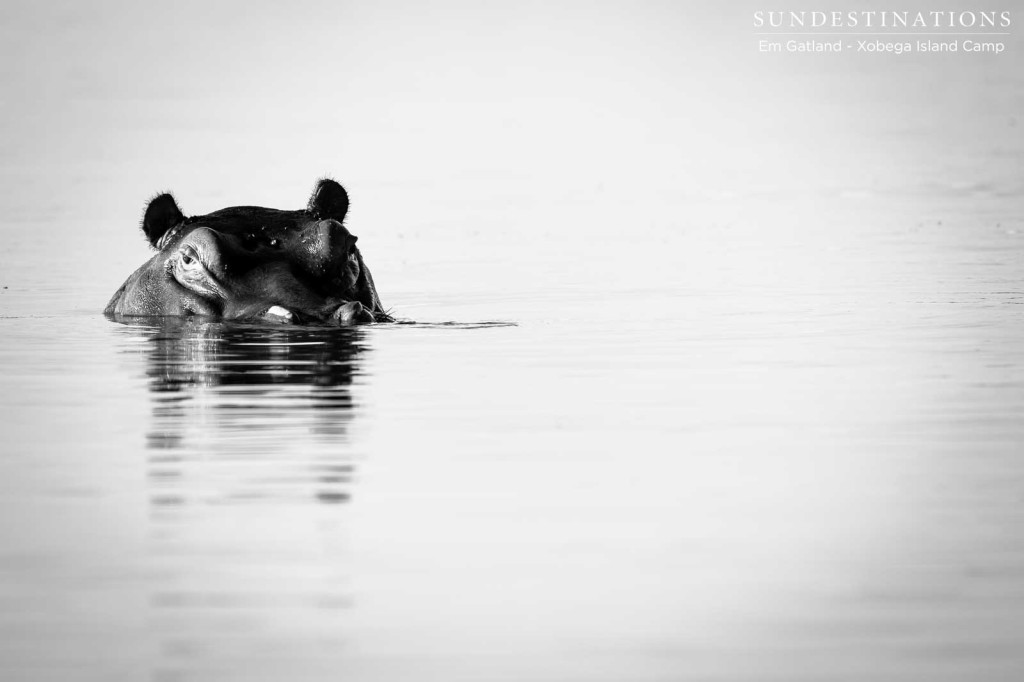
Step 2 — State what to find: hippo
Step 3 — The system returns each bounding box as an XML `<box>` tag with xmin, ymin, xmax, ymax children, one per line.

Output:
<box><xmin>105</xmin><ymin>178</ymin><xmax>391</xmax><ymax>325</ymax></box>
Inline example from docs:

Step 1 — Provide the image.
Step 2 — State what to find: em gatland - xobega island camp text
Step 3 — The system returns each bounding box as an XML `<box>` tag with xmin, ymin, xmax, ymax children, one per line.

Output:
<box><xmin>761</xmin><ymin>38</ymin><xmax>1007</xmax><ymax>53</ymax></box>
<box><xmin>759</xmin><ymin>39</ymin><xmax>1007</xmax><ymax>54</ymax></box>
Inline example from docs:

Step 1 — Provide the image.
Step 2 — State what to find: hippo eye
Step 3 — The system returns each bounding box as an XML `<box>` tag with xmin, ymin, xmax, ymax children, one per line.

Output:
<box><xmin>179</xmin><ymin>245</ymin><xmax>201</xmax><ymax>267</ymax></box>
<box><xmin>172</xmin><ymin>244</ymin><xmax>226</xmax><ymax>301</ymax></box>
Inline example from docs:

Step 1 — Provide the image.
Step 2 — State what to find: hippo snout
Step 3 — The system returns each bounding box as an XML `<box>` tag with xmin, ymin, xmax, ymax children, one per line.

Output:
<box><xmin>329</xmin><ymin>301</ymin><xmax>375</xmax><ymax>326</ymax></box>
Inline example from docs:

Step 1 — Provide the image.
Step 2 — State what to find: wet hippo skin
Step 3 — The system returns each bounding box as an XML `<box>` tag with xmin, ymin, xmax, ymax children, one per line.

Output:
<box><xmin>105</xmin><ymin>179</ymin><xmax>391</xmax><ymax>325</ymax></box>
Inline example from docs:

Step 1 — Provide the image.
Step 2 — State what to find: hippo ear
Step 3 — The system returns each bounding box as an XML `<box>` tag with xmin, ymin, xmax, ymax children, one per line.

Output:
<box><xmin>142</xmin><ymin>193</ymin><xmax>185</xmax><ymax>247</ymax></box>
<box><xmin>308</xmin><ymin>178</ymin><xmax>349</xmax><ymax>221</ymax></box>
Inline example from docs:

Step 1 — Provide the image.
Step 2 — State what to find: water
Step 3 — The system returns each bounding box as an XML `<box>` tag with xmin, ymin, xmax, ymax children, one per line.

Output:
<box><xmin>2</xmin><ymin>2</ymin><xmax>1024</xmax><ymax>680</ymax></box>
<box><xmin>3</xmin><ymin>198</ymin><xmax>1023</xmax><ymax>680</ymax></box>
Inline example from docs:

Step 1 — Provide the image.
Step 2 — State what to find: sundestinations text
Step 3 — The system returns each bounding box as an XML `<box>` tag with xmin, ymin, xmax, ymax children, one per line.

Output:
<box><xmin>753</xmin><ymin>10</ymin><xmax>1011</xmax><ymax>29</ymax></box>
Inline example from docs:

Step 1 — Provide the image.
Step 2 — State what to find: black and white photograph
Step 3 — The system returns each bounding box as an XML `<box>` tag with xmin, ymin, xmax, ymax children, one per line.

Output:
<box><xmin>1</xmin><ymin>2</ymin><xmax>1022</xmax><ymax>680</ymax></box>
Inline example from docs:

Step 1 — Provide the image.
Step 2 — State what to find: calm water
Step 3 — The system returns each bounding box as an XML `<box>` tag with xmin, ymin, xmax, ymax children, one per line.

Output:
<box><xmin>3</xmin><ymin>191</ymin><xmax>1023</xmax><ymax>681</ymax></box>
<box><xmin>3</xmin><ymin>3</ymin><xmax>1024</xmax><ymax>681</ymax></box>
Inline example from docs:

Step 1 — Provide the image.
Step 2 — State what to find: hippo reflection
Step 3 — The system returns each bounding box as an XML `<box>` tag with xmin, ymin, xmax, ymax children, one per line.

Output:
<box><xmin>121</xmin><ymin>316</ymin><xmax>367</xmax><ymax>504</ymax></box>
<box><xmin>106</xmin><ymin>178</ymin><xmax>391</xmax><ymax>325</ymax></box>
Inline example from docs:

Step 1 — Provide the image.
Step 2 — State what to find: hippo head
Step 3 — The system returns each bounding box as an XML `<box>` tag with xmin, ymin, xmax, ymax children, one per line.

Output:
<box><xmin>105</xmin><ymin>179</ymin><xmax>390</xmax><ymax>325</ymax></box>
